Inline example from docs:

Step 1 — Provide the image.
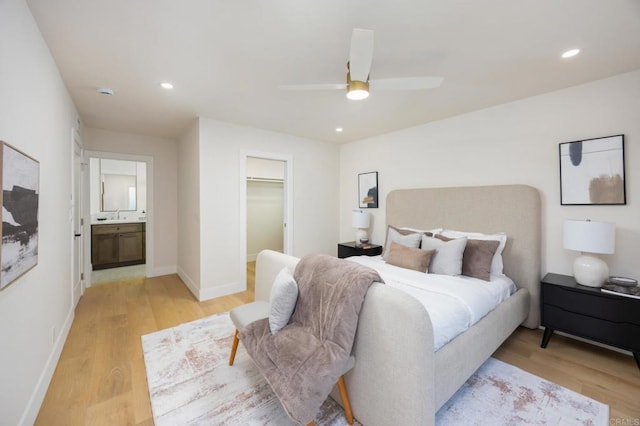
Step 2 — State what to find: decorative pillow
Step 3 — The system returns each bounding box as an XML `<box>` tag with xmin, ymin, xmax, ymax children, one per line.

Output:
<box><xmin>461</xmin><ymin>239</ymin><xmax>500</xmax><ymax>281</ymax></box>
<box><xmin>268</xmin><ymin>267</ymin><xmax>298</xmax><ymax>334</ymax></box>
<box><xmin>440</xmin><ymin>229</ymin><xmax>507</xmax><ymax>275</ymax></box>
<box><xmin>386</xmin><ymin>242</ymin><xmax>435</xmax><ymax>273</ymax></box>
<box><xmin>420</xmin><ymin>235</ymin><xmax>467</xmax><ymax>276</ymax></box>
<box><xmin>382</xmin><ymin>225</ymin><xmax>423</xmax><ymax>260</ymax></box>
<box><xmin>398</xmin><ymin>226</ymin><xmax>442</xmax><ymax>236</ymax></box>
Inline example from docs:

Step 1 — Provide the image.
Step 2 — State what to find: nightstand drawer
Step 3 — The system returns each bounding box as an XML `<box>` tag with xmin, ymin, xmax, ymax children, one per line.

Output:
<box><xmin>543</xmin><ymin>284</ymin><xmax>640</xmax><ymax>325</ymax></box>
<box><xmin>543</xmin><ymin>304</ymin><xmax>640</xmax><ymax>352</ymax></box>
<box><xmin>337</xmin><ymin>242</ymin><xmax>383</xmax><ymax>259</ymax></box>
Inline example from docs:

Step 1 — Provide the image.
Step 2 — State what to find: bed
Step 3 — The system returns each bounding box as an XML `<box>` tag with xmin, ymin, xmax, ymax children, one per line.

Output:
<box><xmin>254</xmin><ymin>184</ymin><xmax>541</xmax><ymax>426</ymax></box>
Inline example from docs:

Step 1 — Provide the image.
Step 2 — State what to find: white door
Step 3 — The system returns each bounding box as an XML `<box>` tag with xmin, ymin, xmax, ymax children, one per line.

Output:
<box><xmin>71</xmin><ymin>131</ymin><xmax>84</xmax><ymax>305</ymax></box>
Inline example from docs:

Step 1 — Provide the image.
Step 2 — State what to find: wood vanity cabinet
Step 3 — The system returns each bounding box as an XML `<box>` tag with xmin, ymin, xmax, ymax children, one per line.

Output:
<box><xmin>91</xmin><ymin>223</ymin><xmax>145</xmax><ymax>270</ymax></box>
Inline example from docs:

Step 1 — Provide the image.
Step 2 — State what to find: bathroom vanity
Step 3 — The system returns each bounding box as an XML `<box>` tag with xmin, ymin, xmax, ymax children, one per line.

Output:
<box><xmin>91</xmin><ymin>222</ymin><xmax>145</xmax><ymax>270</ymax></box>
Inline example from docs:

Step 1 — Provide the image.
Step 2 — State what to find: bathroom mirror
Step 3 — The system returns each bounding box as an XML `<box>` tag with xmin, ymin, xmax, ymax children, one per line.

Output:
<box><xmin>100</xmin><ymin>159</ymin><xmax>137</xmax><ymax>211</ymax></box>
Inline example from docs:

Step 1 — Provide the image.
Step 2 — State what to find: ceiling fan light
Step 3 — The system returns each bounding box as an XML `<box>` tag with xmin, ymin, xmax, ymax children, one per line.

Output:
<box><xmin>346</xmin><ymin>79</ymin><xmax>369</xmax><ymax>100</ymax></box>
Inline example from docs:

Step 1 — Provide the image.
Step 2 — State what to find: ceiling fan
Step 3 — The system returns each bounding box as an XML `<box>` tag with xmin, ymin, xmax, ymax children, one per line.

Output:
<box><xmin>279</xmin><ymin>28</ymin><xmax>444</xmax><ymax>100</ymax></box>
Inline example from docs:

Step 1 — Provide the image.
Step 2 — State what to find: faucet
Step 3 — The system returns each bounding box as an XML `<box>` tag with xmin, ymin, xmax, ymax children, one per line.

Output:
<box><xmin>116</xmin><ymin>209</ymin><xmax>120</xmax><ymax>220</ymax></box>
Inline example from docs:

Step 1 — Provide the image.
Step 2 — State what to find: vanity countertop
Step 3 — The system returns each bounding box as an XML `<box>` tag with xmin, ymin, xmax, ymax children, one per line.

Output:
<box><xmin>92</xmin><ymin>218</ymin><xmax>146</xmax><ymax>225</ymax></box>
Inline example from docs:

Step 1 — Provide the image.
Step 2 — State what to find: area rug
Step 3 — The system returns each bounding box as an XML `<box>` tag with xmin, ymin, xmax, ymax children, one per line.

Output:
<box><xmin>142</xmin><ymin>313</ymin><xmax>609</xmax><ymax>425</ymax></box>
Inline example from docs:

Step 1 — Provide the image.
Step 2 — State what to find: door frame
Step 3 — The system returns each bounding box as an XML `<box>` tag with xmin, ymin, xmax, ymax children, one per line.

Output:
<box><xmin>71</xmin><ymin>128</ymin><xmax>84</xmax><ymax>307</ymax></box>
<box><xmin>83</xmin><ymin>150</ymin><xmax>154</xmax><ymax>286</ymax></box>
<box><xmin>239</xmin><ymin>150</ymin><xmax>293</xmax><ymax>290</ymax></box>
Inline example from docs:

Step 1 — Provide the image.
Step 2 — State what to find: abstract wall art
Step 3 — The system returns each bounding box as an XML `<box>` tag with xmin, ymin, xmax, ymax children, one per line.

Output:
<box><xmin>358</xmin><ymin>171</ymin><xmax>378</xmax><ymax>208</ymax></box>
<box><xmin>559</xmin><ymin>135</ymin><xmax>625</xmax><ymax>205</ymax></box>
<box><xmin>1</xmin><ymin>142</ymin><xmax>40</xmax><ymax>289</ymax></box>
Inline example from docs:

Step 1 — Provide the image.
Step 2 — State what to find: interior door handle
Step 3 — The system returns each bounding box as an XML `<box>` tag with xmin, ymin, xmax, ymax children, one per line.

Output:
<box><xmin>74</xmin><ymin>233</ymin><xmax>81</xmax><ymax>237</ymax></box>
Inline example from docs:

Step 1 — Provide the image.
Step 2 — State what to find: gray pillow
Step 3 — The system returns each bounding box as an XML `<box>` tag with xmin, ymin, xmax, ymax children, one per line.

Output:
<box><xmin>269</xmin><ymin>267</ymin><xmax>298</xmax><ymax>334</ymax></box>
<box><xmin>382</xmin><ymin>226</ymin><xmax>423</xmax><ymax>260</ymax></box>
<box><xmin>420</xmin><ymin>235</ymin><xmax>467</xmax><ymax>276</ymax></box>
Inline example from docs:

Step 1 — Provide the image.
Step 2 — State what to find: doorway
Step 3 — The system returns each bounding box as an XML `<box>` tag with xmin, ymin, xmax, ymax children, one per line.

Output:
<box><xmin>246</xmin><ymin>157</ymin><xmax>285</xmax><ymax>261</ymax></box>
<box><xmin>83</xmin><ymin>151</ymin><xmax>153</xmax><ymax>287</ymax></box>
<box><xmin>239</xmin><ymin>151</ymin><xmax>293</xmax><ymax>290</ymax></box>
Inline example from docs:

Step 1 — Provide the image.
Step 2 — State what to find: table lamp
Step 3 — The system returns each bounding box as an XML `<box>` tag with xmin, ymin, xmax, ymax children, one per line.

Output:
<box><xmin>563</xmin><ymin>219</ymin><xmax>615</xmax><ymax>287</ymax></box>
<box><xmin>352</xmin><ymin>210</ymin><xmax>371</xmax><ymax>247</ymax></box>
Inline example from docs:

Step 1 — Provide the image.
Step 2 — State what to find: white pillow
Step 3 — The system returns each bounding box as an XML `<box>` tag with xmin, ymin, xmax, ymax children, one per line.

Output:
<box><xmin>420</xmin><ymin>235</ymin><xmax>468</xmax><ymax>276</ymax></box>
<box><xmin>440</xmin><ymin>230</ymin><xmax>507</xmax><ymax>275</ymax></box>
<box><xmin>269</xmin><ymin>267</ymin><xmax>298</xmax><ymax>334</ymax></box>
<box><xmin>382</xmin><ymin>226</ymin><xmax>423</xmax><ymax>260</ymax></box>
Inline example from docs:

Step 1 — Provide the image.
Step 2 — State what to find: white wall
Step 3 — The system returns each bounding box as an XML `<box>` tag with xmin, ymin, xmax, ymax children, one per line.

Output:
<box><xmin>83</xmin><ymin>127</ymin><xmax>178</xmax><ymax>276</ymax></box>
<box><xmin>0</xmin><ymin>1</ymin><xmax>80</xmax><ymax>424</ymax></box>
<box><xmin>177</xmin><ymin>120</ymin><xmax>201</xmax><ymax>296</ymax></box>
<box><xmin>340</xmin><ymin>70</ymin><xmax>640</xmax><ymax>279</ymax></box>
<box><xmin>194</xmin><ymin>117</ymin><xmax>339</xmax><ymax>300</ymax></box>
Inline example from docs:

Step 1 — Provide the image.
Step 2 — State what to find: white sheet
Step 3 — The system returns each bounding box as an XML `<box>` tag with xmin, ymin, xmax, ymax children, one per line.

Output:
<box><xmin>347</xmin><ymin>255</ymin><xmax>516</xmax><ymax>351</ymax></box>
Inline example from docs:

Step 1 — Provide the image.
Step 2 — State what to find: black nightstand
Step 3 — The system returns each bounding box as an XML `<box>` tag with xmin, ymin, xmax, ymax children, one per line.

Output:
<box><xmin>540</xmin><ymin>273</ymin><xmax>640</xmax><ymax>369</ymax></box>
<box><xmin>337</xmin><ymin>241</ymin><xmax>383</xmax><ymax>259</ymax></box>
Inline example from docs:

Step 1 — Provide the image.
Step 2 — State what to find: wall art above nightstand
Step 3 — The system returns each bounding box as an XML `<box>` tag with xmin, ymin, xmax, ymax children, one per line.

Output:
<box><xmin>559</xmin><ymin>134</ymin><xmax>625</xmax><ymax>205</ymax></box>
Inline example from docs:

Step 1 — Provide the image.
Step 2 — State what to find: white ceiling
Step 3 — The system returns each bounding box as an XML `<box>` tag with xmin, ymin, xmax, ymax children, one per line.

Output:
<box><xmin>26</xmin><ymin>0</ymin><xmax>640</xmax><ymax>143</ymax></box>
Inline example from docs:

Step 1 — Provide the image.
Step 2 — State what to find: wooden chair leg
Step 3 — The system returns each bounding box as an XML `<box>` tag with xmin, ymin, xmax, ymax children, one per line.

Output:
<box><xmin>229</xmin><ymin>329</ymin><xmax>239</xmax><ymax>366</ymax></box>
<box><xmin>337</xmin><ymin>375</ymin><xmax>354</xmax><ymax>425</ymax></box>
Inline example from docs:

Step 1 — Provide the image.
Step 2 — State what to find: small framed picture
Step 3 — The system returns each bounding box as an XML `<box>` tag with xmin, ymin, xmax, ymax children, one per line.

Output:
<box><xmin>358</xmin><ymin>171</ymin><xmax>378</xmax><ymax>208</ymax></box>
<box><xmin>559</xmin><ymin>134</ymin><xmax>625</xmax><ymax>205</ymax></box>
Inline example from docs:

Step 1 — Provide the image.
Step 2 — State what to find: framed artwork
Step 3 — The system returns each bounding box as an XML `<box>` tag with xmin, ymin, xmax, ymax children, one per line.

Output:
<box><xmin>1</xmin><ymin>142</ymin><xmax>40</xmax><ymax>289</ymax></box>
<box><xmin>559</xmin><ymin>134</ymin><xmax>625</xmax><ymax>205</ymax></box>
<box><xmin>358</xmin><ymin>171</ymin><xmax>378</xmax><ymax>208</ymax></box>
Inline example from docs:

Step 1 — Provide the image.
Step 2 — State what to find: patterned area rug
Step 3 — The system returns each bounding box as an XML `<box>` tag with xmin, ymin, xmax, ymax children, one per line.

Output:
<box><xmin>142</xmin><ymin>313</ymin><xmax>609</xmax><ymax>425</ymax></box>
<box><xmin>436</xmin><ymin>357</ymin><xmax>608</xmax><ymax>425</ymax></box>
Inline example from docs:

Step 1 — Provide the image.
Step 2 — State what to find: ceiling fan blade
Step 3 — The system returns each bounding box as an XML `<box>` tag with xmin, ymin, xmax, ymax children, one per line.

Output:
<box><xmin>369</xmin><ymin>76</ymin><xmax>444</xmax><ymax>90</ymax></box>
<box><xmin>349</xmin><ymin>29</ymin><xmax>374</xmax><ymax>82</ymax></box>
<box><xmin>278</xmin><ymin>83</ymin><xmax>347</xmax><ymax>91</ymax></box>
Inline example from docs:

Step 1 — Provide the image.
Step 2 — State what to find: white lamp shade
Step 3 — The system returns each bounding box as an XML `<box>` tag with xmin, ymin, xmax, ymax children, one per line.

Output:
<box><xmin>563</xmin><ymin>220</ymin><xmax>615</xmax><ymax>254</ymax></box>
<box><xmin>352</xmin><ymin>210</ymin><xmax>370</xmax><ymax>229</ymax></box>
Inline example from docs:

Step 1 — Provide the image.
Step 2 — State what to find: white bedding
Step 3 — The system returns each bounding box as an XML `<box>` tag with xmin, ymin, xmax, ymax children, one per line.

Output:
<box><xmin>347</xmin><ymin>255</ymin><xmax>516</xmax><ymax>351</ymax></box>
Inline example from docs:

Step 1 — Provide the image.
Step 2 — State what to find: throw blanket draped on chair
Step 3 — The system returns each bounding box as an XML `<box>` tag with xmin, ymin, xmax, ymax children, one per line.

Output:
<box><xmin>240</xmin><ymin>254</ymin><xmax>382</xmax><ymax>424</ymax></box>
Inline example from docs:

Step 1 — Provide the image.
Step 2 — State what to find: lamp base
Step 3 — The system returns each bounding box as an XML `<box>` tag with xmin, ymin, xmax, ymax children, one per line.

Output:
<box><xmin>573</xmin><ymin>254</ymin><xmax>609</xmax><ymax>288</ymax></box>
<box><xmin>355</xmin><ymin>229</ymin><xmax>369</xmax><ymax>247</ymax></box>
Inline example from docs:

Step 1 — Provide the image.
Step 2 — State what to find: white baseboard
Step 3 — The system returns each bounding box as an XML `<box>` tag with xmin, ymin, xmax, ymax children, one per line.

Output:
<box><xmin>19</xmin><ymin>305</ymin><xmax>75</xmax><ymax>425</ymax></box>
<box><xmin>177</xmin><ymin>267</ymin><xmax>200</xmax><ymax>300</ymax></box>
<box><xmin>199</xmin><ymin>281</ymin><xmax>246</xmax><ymax>302</ymax></box>
<box><xmin>176</xmin><ymin>268</ymin><xmax>246</xmax><ymax>302</ymax></box>
<box><xmin>149</xmin><ymin>265</ymin><xmax>177</xmax><ymax>277</ymax></box>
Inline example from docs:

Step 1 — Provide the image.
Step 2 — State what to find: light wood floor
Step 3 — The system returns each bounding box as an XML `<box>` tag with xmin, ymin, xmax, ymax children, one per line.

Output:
<box><xmin>36</xmin><ymin>263</ymin><xmax>639</xmax><ymax>424</ymax></box>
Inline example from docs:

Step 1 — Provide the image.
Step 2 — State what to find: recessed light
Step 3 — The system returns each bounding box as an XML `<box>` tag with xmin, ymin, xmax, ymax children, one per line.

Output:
<box><xmin>336</xmin><ymin>127</ymin><xmax>343</xmax><ymax>132</ymax></box>
<box><xmin>160</xmin><ymin>82</ymin><xmax>174</xmax><ymax>89</ymax></box>
<box><xmin>561</xmin><ymin>49</ymin><xmax>580</xmax><ymax>59</ymax></box>
<box><xmin>97</xmin><ymin>87</ymin><xmax>114</xmax><ymax>96</ymax></box>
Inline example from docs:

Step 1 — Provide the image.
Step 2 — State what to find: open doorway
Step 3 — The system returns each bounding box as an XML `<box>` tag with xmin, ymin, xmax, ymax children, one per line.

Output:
<box><xmin>240</xmin><ymin>151</ymin><xmax>293</xmax><ymax>291</ymax></box>
<box><xmin>246</xmin><ymin>157</ymin><xmax>285</xmax><ymax>261</ymax></box>
<box><xmin>83</xmin><ymin>151</ymin><xmax>153</xmax><ymax>287</ymax></box>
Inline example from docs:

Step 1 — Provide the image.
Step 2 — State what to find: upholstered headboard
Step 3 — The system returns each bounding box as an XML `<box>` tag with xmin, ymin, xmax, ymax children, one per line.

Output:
<box><xmin>386</xmin><ymin>184</ymin><xmax>541</xmax><ymax>328</ymax></box>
